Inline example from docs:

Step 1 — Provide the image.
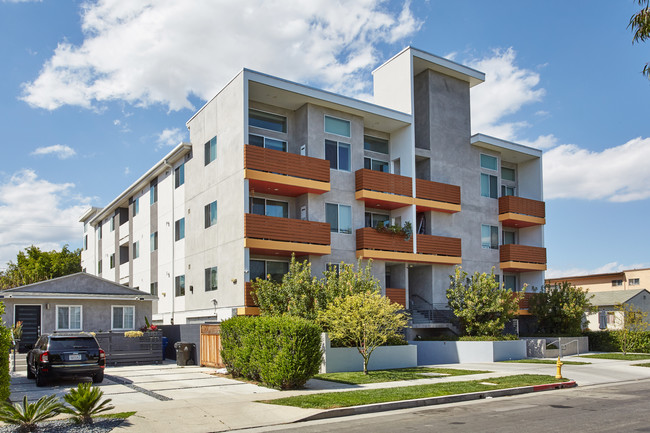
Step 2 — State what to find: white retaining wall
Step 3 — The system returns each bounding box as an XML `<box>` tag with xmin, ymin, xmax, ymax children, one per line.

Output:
<box><xmin>410</xmin><ymin>340</ymin><xmax>527</xmax><ymax>365</ymax></box>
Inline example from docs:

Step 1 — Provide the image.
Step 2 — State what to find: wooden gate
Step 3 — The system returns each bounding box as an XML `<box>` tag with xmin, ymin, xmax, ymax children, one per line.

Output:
<box><xmin>200</xmin><ymin>324</ymin><xmax>223</xmax><ymax>367</ymax></box>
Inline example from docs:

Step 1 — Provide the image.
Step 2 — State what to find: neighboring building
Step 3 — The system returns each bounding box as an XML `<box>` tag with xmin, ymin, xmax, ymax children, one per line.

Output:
<box><xmin>0</xmin><ymin>273</ymin><xmax>156</xmax><ymax>351</ymax></box>
<box><xmin>585</xmin><ymin>289</ymin><xmax>650</xmax><ymax>331</ymax></box>
<box><xmin>546</xmin><ymin>268</ymin><xmax>650</xmax><ymax>294</ymax></box>
<box><xmin>80</xmin><ymin>47</ymin><xmax>546</xmax><ymax>335</ymax></box>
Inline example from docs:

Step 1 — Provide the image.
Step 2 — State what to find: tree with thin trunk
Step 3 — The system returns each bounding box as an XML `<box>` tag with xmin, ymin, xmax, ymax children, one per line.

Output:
<box><xmin>630</xmin><ymin>0</ymin><xmax>650</xmax><ymax>78</ymax></box>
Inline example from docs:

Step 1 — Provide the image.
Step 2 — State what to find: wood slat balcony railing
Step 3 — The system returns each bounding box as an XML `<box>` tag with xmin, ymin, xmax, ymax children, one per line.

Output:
<box><xmin>518</xmin><ymin>292</ymin><xmax>535</xmax><ymax>310</ymax></box>
<box><xmin>244</xmin><ymin>282</ymin><xmax>257</xmax><ymax>307</ymax></box>
<box><xmin>415</xmin><ymin>179</ymin><xmax>461</xmax><ymax>205</ymax></box>
<box><xmin>500</xmin><ymin>244</ymin><xmax>547</xmax><ymax>264</ymax></box>
<box><xmin>244</xmin><ymin>145</ymin><xmax>330</xmax><ymax>182</ymax></box>
<box><xmin>245</xmin><ymin>214</ymin><xmax>331</xmax><ymax>245</ymax></box>
<box><xmin>499</xmin><ymin>196</ymin><xmax>545</xmax><ymax>218</ymax></box>
<box><xmin>385</xmin><ymin>288</ymin><xmax>406</xmax><ymax>308</ymax></box>
<box><xmin>355</xmin><ymin>169</ymin><xmax>412</xmax><ymax>197</ymax></box>
<box><xmin>355</xmin><ymin>227</ymin><xmax>413</xmax><ymax>253</ymax></box>
<box><xmin>416</xmin><ymin>234</ymin><xmax>462</xmax><ymax>257</ymax></box>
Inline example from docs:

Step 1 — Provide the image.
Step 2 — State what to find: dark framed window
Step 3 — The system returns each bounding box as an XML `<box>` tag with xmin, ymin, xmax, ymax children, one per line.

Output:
<box><xmin>205</xmin><ymin>201</ymin><xmax>218</xmax><ymax>228</ymax></box>
<box><xmin>175</xmin><ymin>218</ymin><xmax>185</xmax><ymax>241</ymax></box>
<box><xmin>175</xmin><ymin>275</ymin><xmax>185</xmax><ymax>296</ymax></box>
<box><xmin>204</xmin><ymin>136</ymin><xmax>217</xmax><ymax>165</ymax></box>
<box><xmin>249</xmin><ymin>109</ymin><xmax>287</xmax><ymax>133</ymax></box>
<box><xmin>175</xmin><ymin>164</ymin><xmax>185</xmax><ymax>188</ymax></box>
<box><xmin>205</xmin><ymin>267</ymin><xmax>218</xmax><ymax>291</ymax></box>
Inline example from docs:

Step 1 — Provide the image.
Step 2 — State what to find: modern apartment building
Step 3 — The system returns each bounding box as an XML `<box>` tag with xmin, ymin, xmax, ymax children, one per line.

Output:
<box><xmin>80</xmin><ymin>47</ymin><xmax>547</xmax><ymax>334</ymax></box>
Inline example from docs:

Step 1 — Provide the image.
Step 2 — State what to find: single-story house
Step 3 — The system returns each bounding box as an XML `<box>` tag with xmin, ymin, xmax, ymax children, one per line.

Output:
<box><xmin>585</xmin><ymin>289</ymin><xmax>650</xmax><ymax>331</ymax></box>
<box><xmin>0</xmin><ymin>272</ymin><xmax>156</xmax><ymax>351</ymax></box>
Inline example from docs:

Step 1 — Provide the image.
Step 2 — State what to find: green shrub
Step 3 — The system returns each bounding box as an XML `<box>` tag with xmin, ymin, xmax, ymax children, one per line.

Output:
<box><xmin>0</xmin><ymin>395</ymin><xmax>62</xmax><ymax>432</ymax></box>
<box><xmin>458</xmin><ymin>334</ymin><xmax>519</xmax><ymax>341</ymax></box>
<box><xmin>584</xmin><ymin>330</ymin><xmax>650</xmax><ymax>353</ymax></box>
<box><xmin>0</xmin><ymin>302</ymin><xmax>12</xmax><ymax>401</ymax></box>
<box><xmin>220</xmin><ymin>316</ymin><xmax>322</xmax><ymax>389</ymax></box>
<box><xmin>62</xmin><ymin>383</ymin><xmax>114</xmax><ymax>424</ymax></box>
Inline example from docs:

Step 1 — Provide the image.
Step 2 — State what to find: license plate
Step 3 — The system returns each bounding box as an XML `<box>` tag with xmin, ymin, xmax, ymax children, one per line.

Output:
<box><xmin>69</xmin><ymin>354</ymin><xmax>82</xmax><ymax>361</ymax></box>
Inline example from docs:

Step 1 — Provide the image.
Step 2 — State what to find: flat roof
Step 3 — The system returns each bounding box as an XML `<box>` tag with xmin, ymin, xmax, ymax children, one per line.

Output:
<box><xmin>471</xmin><ymin>133</ymin><xmax>542</xmax><ymax>163</ymax></box>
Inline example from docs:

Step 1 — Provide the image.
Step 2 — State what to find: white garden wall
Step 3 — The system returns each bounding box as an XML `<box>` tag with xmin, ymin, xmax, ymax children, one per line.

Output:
<box><xmin>410</xmin><ymin>340</ymin><xmax>526</xmax><ymax>365</ymax></box>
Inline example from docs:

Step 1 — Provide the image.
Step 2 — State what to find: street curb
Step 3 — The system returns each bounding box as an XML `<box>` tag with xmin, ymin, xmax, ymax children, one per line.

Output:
<box><xmin>297</xmin><ymin>380</ymin><xmax>577</xmax><ymax>422</ymax></box>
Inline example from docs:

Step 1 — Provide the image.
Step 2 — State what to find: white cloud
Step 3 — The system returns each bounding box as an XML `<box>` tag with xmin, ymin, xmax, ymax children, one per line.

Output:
<box><xmin>30</xmin><ymin>144</ymin><xmax>76</xmax><ymax>159</ymax></box>
<box><xmin>546</xmin><ymin>262</ymin><xmax>650</xmax><ymax>279</ymax></box>
<box><xmin>21</xmin><ymin>0</ymin><xmax>421</xmax><ymax>111</ymax></box>
<box><xmin>0</xmin><ymin>170</ymin><xmax>91</xmax><ymax>269</ymax></box>
<box><xmin>470</xmin><ymin>48</ymin><xmax>545</xmax><ymax>140</ymax></box>
<box><xmin>156</xmin><ymin>128</ymin><xmax>185</xmax><ymax>148</ymax></box>
<box><xmin>544</xmin><ymin>137</ymin><xmax>650</xmax><ymax>202</ymax></box>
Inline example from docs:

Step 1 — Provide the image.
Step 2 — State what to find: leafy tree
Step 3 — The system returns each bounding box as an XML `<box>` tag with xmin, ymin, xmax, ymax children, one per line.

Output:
<box><xmin>0</xmin><ymin>245</ymin><xmax>82</xmax><ymax>290</ymax></box>
<box><xmin>318</xmin><ymin>291</ymin><xmax>409</xmax><ymax>374</ymax></box>
<box><xmin>62</xmin><ymin>383</ymin><xmax>114</xmax><ymax>424</ymax></box>
<box><xmin>528</xmin><ymin>282</ymin><xmax>592</xmax><ymax>335</ymax></box>
<box><xmin>630</xmin><ymin>0</ymin><xmax>650</xmax><ymax>78</ymax></box>
<box><xmin>0</xmin><ymin>395</ymin><xmax>62</xmax><ymax>433</ymax></box>
<box><xmin>446</xmin><ymin>267</ymin><xmax>523</xmax><ymax>338</ymax></box>
<box><xmin>320</xmin><ymin>259</ymin><xmax>381</xmax><ymax>303</ymax></box>
<box><xmin>615</xmin><ymin>302</ymin><xmax>649</xmax><ymax>355</ymax></box>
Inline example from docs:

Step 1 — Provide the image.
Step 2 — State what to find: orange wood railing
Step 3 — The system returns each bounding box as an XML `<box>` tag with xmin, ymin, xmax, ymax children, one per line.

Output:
<box><xmin>355</xmin><ymin>169</ymin><xmax>412</xmax><ymax>197</ymax></box>
<box><xmin>500</xmin><ymin>244</ymin><xmax>547</xmax><ymax>264</ymax></box>
<box><xmin>498</xmin><ymin>196</ymin><xmax>545</xmax><ymax>218</ymax></box>
<box><xmin>245</xmin><ymin>214</ymin><xmax>331</xmax><ymax>245</ymax></box>
<box><xmin>415</xmin><ymin>179</ymin><xmax>461</xmax><ymax>205</ymax></box>
<box><xmin>244</xmin><ymin>145</ymin><xmax>330</xmax><ymax>183</ymax></box>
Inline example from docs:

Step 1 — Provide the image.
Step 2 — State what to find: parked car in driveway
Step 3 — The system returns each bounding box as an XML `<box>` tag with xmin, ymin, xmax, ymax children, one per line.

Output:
<box><xmin>26</xmin><ymin>333</ymin><xmax>106</xmax><ymax>386</ymax></box>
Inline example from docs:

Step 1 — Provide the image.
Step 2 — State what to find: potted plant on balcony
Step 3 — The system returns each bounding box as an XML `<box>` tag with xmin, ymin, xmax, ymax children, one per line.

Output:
<box><xmin>374</xmin><ymin>221</ymin><xmax>413</xmax><ymax>241</ymax></box>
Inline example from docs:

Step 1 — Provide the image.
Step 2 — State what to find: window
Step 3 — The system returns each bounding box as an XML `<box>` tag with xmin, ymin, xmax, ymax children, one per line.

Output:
<box><xmin>365</xmin><ymin>212</ymin><xmax>390</xmax><ymax>228</ymax></box>
<box><xmin>56</xmin><ymin>306</ymin><xmax>81</xmax><ymax>331</ymax></box>
<box><xmin>150</xmin><ymin>181</ymin><xmax>158</xmax><ymax>205</ymax></box>
<box><xmin>502</xmin><ymin>230</ymin><xmax>516</xmax><ymax>245</ymax></box>
<box><xmin>110</xmin><ymin>216</ymin><xmax>115</xmax><ymax>232</ymax></box>
<box><xmin>612</xmin><ymin>280</ymin><xmax>623</xmax><ymax>286</ymax></box>
<box><xmin>175</xmin><ymin>218</ymin><xmax>185</xmax><ymax>241</ymax></box>
<box><xmin>630</xmin><ymin>278</ymin><xmax>640</xmax><ymax>285</ymax></box>
<box><xmin>501</xmin><ymin>185</ymin><xmax>516</xmax><ymax>197</ymax></box>
<box><xmin>481</xmin><ymin>224</ymin><xmax>498</xmax><ymax>249</ymax></box>
<box><xmin>110</xmin><ymin>254</ymin><xmax>115</xmax><ymax>269</ymax></box>
<box><xmin>150</xmin><ymin>232</ymin><xmax>158</xmax><ymax>251</ymax></box>
<box><xmin>112</xmin><ymin>306</ymin><xmax>135</xmax><ymax>330</ymax></box>
<box><xmin>205</xmin><ymin>201</ymin><xmax>218</xmax><ymax>228</ymax></box>
<box><xmin>204</xmin><ymin>136</ymin><xmax>217</xmax><ymax>165</ymax></box>
<box><xmin>150</xmin><ymin>282</ymin><xmax>158</xmax><ymax>296</ymax></box>
<box><xmin>249</xmin><ymin>134</ymin><xmax>287</xmax><ymax>152</ymax></box>
<box><xmin>175</xmin><ymin>275</ymin><xmax>185</xmax><ymax>296</ymax></box>
<box><xmin>249</xmin><ymin>109</ymin><xmax>287</xmax><ymax>133</ymax></box>
<box><xmin>364</xmin><ymin>135</ymin><xmax>389</xmax><ymax>154</ymax></box>
<box><xmin>133</xmin><ymin>241</ymin><xmax>139</xmax><ymax>259</ymax></box>
<box><xmin>481</xmin><ymin>173</ymin><xmax>498</xmax><ymax>198</ymax></box>
<box><xmin>502</xmin><ymin>167</ymin><xmax>516</xmax><ymax>182</ymax></box>
<box><xmin>607</xmin><ymin>312</ymin><xmax>616</xmax><ymax>325</ymax></box>
<box><xmin>480</xmin><ymin>154</ymin><xmax>498</xmax><ymax>170</ymax></box>
<box><xmin>364</xmin><ymin>157</ymin><xmax>389</xmax><ymax>172</ymax></box>
<box><xmin>205</xmin><ymin>266</ymin><xmax>218</xmax><ymax>291</ymax></box>
<box><xmin>325</xmin><ymin>139</ymin><xmax>350</xmax><ymax>171</ymax></box>
<box><xmin>250</xmin><ymin>260</ymin><xmax>289</xmax><ymax>283</ymax></box>
<box><xmin>504</xmin><ymin>275</ymin><xmax>518</xmax><ymax>292</ymax></box>
<box><xmin>83</xmin><ymin>222</ymin><xmax>88</xmax><ymax>233</ymax></box>
<box><xmin>97</xmin><ymin>225</ymin><xmax>102</xmax><ymax>240</ymax></box>
<box><xmin>132</xmin><ymin>197</ymin><xmax>139</xmax><ymax>217</ymax></box>
<box><xmin>83</xmin><ymin>235</ymin><xmax>88</xmax><ymax>251</ymax></box>
<box><xmin>324</xmin><ymin>115</ymin><xmax>350</xmax><ymax>137</ymax></box>
<box><xmin>250</xmin><ymin>198</ymin><xmax>288</xmax><ymax>218</ymax></box>
<box><xmin>326</xmin><ymin>203</ymin><xmax>352</xmax><ymax>234</ymax></box>
<box><xmin>97</xmin><ymin>260</ymin><xmax>102</xmax><ymax>274</ymax></box>
<box><xmin>175</xmin><ymin>163</ymin><xmax>185</xmax><ymax>188</ymax></box>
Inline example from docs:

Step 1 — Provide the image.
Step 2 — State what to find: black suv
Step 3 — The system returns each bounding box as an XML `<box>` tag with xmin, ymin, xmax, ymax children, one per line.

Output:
<box><xmin>26</xmin><ymin>333</ymin><xmax>106</xmax><ymax>386</ymax></box>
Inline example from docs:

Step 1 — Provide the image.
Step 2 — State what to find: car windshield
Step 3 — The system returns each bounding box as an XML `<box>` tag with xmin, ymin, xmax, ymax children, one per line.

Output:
<box><xmin>50</xmin><ymin>337</ymin><xmax>97</xmax><ymax>350</ymax></box>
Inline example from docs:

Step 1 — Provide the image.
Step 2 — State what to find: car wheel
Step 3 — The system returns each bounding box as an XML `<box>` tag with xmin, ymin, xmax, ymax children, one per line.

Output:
<box><xmin>26</xmin><ymin>365</ymin><xmax>35</xmax><ymax>379</ymax></box>
<box><xmin>35</xmin><ymin>371</ymin><xmax>47</xmax><ymax>387</ymax></box>
<box><xmin>92</xmin><ymin>371</ymin><xmax>104</xmax><ymax>383</ymax></box>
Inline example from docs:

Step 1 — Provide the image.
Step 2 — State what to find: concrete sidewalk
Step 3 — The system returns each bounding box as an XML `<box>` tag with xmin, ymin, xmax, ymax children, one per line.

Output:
<box><xmin>9</xmin><ymin>354</ymin><xmax>650</xmax><ymax>432</ymax></box>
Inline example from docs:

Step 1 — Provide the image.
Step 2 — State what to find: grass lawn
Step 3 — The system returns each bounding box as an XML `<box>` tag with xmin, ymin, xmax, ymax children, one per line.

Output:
<box><xmin>261</xmin><ymin>374</ymin><xmax>565</xmax><ymax>409</ymax></box>
<box><xmin>579</xmin><ymin>353</ymin><xmax>650</xmax><ymax>361</ymax></box>
<box><xmin>98</xmin><ymin>411</ymin><xmax>137</xmax><ymax>419</ymax></box>
<box><xmin>633</xmin><ymin>363</ymin><xmax>650</xmax><ymax>367</ymax></box>
<box><xmin>313</xmin><ymin>367</ymin><xmax>490</xmax><ymax>385</ymax></box>
<box><xmin>501</xmin><ymin>359</ymin><xmax>591</xmax><ymax>365</ymax></box>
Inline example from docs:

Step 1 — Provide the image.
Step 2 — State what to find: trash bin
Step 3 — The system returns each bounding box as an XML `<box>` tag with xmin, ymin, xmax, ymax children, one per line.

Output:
<box><xmin>174</xmin><ymin>342</ymin><xmax>195</xmax><ymax>366</ymax></box>
<box><xmin>161</xmin><ymin>337</ymin><xmax>169</xmax><ymax>360</ymax></box>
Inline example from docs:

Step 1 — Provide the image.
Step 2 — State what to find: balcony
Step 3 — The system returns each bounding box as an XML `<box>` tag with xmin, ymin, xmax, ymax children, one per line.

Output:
<box><xmin>244</xmin><ymin>214</ymin><xmax>331</xmax><ymax>256</ymax></box>
<box><xmin>237</xmin><ymin>282</ymin><xmax>261</xmax><ymax>316</ymax></box>
<box><xmin>415</xmin><ymin>179</ymin><xmax>461</xmax><ymax>213</ymax></box>
<box><xmin>500</xmin><ymin>244</ymin><xmax>547</xmax><ymax>272</ymax></box>
<box><xmin>244</xmin><ymin>145</ymin><xmax>330</xmax><ymax>196</ymax></box>
<box><xmin>517</xmin><ymin>292</ymin><xmax>535</xmax><ymax>316</ymax></box>
<box><xmin>355</xmin><ymin>169</ymin><xmax>412</xmax><ymax>210</ymax></box>
<box><xmin>385</xmin><ymin>288</ymin><xmax>406</xmax><ymax>307</ymax></box>
<box><xmin>498</xmin><ymin>196</ymin><xmax>545</xmax><ymax>228</ymax></box>
<box><xmin>356</xmin><ymin>228</ymin><xmax>461</xmax><ymax>265</ymax></box>
<box><xmin>416</xmin><ymin>234</ymin><xmax>462</xmax><ymax>265</ymax></box>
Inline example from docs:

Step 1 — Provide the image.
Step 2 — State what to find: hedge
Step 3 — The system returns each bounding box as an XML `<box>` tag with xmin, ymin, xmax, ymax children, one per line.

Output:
<box><xmin>584</xmin><ymin>331</ymin><xmax>650</xmax><ymax>353</ymax></box>
<box><xmin>220</xmin><ymin>315</ymin><xmax>322</xmax><ymax>389</ymax></box>
<box><xmin>0</xmin><ymin>302</ymin><xmax>12</xmax><ymax>401</ymax></box>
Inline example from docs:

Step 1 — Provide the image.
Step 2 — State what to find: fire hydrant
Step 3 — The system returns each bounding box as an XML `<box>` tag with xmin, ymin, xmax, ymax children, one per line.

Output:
<box><xmin>555</xmin><ymin>356</ymin><xmax>563</xmax><ymax>379</ymax></box>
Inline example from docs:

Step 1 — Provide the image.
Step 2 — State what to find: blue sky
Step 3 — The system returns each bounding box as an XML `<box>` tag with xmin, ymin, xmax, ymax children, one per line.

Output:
<box><xmin>0</xmin><ymin>0</ymin><xmax>648</xmax><ymax>278</ymax></box>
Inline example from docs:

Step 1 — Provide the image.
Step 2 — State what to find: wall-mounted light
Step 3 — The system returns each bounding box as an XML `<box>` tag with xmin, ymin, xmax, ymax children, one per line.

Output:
<box><xmin>162</xmin><ymin>292</ymin><xmax>167</xmax><ymax>297</ymax></box>
<box><xmin>231</xmin><ymin>278</ymin><xmax>237</xmax><ymax>284</ymax></box>
<box><xmin>45</xmin><ymin>303</ymin><xmax>50</xmax><ymax>310</ymax></box>
<box><xmin>189</xmin><ymin>285</ymin><xmax>194</xmax><ymax>293</ymax></box>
